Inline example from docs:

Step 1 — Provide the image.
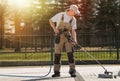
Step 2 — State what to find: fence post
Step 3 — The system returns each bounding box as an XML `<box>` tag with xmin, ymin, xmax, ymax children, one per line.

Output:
<box><xmin>116</xmin><ymin>26</ymin><xmax>119</xmax><ymax>60</ymax></box>
<box><xmin>116</xmin><ymin>3</ymin><xmax>120</xmax><ymax>60</ymax></box>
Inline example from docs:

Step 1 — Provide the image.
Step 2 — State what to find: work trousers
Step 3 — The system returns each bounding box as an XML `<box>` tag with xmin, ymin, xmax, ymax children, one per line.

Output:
<box><xmin>54</xmin><ymin>33</ymin><xmax>75</xmax><ymax>72</ymax></box>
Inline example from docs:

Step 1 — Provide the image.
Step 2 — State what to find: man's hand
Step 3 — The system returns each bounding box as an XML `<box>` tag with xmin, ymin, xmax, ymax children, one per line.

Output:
<box><xmin>73</xmin><ymin>39</ymin><xmax>78</xmax><ymax>46</ymax></box>
<box><xmin>54</xmin><ymin>28</ymin><xmax>59</xmax><ymax>35</ymax></box>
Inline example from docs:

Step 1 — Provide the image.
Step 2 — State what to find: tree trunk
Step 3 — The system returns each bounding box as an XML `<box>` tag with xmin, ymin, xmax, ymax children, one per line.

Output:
<box><xmin>14</xmin><ymin>11</ymin><xmax>21</xmax><ymax>52</ymax></box>
<box><xmin>0</xmin><ymin>16</ymin><xmax>4</xmax><ymax>49</ymax></box>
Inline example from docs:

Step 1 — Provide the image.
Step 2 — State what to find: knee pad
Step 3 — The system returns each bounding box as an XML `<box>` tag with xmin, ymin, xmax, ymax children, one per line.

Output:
<box><xmin>67</xmin><ymin>52</ymin><xmax>74</xmax><ymax>63</ymax></box>
<box><xmin>54</xmin><ymin>54</ymin><xmax>61</xmax><ymax>64</ymax></box>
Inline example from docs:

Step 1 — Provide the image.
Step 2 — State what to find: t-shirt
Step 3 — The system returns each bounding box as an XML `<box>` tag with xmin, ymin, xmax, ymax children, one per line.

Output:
<box><xmin>50</xmin><ymin>12</ymin><xmax>77</xmax><ymax>29</ymax></box>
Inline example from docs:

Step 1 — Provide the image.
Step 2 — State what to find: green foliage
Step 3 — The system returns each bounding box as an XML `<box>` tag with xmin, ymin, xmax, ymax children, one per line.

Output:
<box><xmin>1</xmin><ymin>0</ymin><xmax>120</xmax><ymax>50</ymax></box>
<box><xmin>0</xmin><ymin>51</ymin><xmax>118</xmax><ymax>61</ymax></box>
<box><xmin>95</xmin><ymin>0</ymin><xmax>120</xmax><ymax>32</ymax></box>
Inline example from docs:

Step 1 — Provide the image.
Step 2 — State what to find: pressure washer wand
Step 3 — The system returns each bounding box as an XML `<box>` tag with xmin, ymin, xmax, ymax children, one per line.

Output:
<box><xmin>72</xmin><ymin>41</ymin><xmax>108</xmax><ymax>72</ymax></box>
<box><xmin>82</xmin><ymin>49</ymin><xmax>107</xmax><ymax>71</ymax></box>
<box><xmin>64</xmin><ymin>34</ymin><xmax>116</xmax><ymax>78</ymax></box>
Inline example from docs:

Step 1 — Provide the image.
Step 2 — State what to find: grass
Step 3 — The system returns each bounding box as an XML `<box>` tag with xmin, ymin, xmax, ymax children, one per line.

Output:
<box><xmin>0</xmin><ymin>51</ymin><xmax>119</xmax><ymax>61</ymax></box>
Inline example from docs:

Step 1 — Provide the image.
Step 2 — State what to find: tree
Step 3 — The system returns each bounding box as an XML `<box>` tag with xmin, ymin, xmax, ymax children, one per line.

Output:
<box><xmin>0</xmin><ymin>0</ymin><xmax>7</xmax><ymax>49</ymax></box>
<box><xmin>95</xmin><ymin>0</ymin><xmax>120</xmax><ymax>32</ymax></box>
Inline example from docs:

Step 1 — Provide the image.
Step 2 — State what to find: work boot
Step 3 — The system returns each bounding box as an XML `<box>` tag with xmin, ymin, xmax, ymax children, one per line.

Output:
<box><xmin>69</xmin><ymin>69</ymin><xmax>76</xmax><ymax>77</ymax></box>
<box><xmin>52</xmin><ymin>71</ymin><xmax>60</xmax><ymax>77</ymax></box>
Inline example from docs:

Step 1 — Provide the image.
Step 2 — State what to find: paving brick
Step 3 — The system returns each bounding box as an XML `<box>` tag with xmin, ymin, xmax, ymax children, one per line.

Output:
<box><xmin>0</xmin><ymin>65</ymin><xmax>120</xmax><ymax>81</ymax></box>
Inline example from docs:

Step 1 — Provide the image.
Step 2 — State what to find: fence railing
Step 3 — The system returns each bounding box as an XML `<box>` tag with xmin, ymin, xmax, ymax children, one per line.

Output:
<box><xmin>0</xmin><ymin>32</ymin><xmax>119</xmax><ymax>62</ymax></box>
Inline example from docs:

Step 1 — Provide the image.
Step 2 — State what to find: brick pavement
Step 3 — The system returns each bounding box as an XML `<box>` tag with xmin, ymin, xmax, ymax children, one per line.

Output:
<box><xmin>0</xmin><ymin>65</ymin><xmax>119</xmax><ymax>81</ymax></box>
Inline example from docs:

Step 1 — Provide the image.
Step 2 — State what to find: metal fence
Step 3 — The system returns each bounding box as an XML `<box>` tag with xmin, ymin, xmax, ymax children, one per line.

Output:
<box><xmin>0</xmin><ymin>32</ymin><xmax>120</xmax><ymax>65</ymax></box>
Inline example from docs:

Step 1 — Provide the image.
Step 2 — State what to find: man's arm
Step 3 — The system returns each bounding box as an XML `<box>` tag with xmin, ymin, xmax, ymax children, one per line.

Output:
<box><xmin>49</xmin><ymin>19</ymin><xmax>59</xmax><ymax>34</ymax></box>
<box><xmin>72</xmin><ymin>29</ymin><xmax>77</xmax><ymax>45</ymax></box>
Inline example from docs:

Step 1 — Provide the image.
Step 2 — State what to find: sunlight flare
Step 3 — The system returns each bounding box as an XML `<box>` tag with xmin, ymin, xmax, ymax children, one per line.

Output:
<box><xmin>8</xmin><ymin>0</ymin><xmax>31</xmax><ymax>8</ymax></box>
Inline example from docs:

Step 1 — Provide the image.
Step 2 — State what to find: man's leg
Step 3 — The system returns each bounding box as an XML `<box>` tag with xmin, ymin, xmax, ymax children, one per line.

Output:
<box><xmin>52</xmin><ymin>42</ymin><xmax>63</xmax><ymax>77</ymax></box>
<box><xmin>66</xmin><ymin>42</ymin><xmax>76</xmax><ymax>77</ymax></box>
<box><xmin>67</xmin><ymin>52</ymin><xmax>76</xmax><ymax>77</ymax></box>
<box><xmin>52</xmin><ymin>54</ymin><xmax>61</xmax><ymax>77</ymax></box>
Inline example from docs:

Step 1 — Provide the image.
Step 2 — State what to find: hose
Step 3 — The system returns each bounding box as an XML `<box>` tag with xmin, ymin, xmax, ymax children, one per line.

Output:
<box><xmin>0</xmin><ymin>38</ymin><xmax>55</xmax><ymax>79</ymax></box>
